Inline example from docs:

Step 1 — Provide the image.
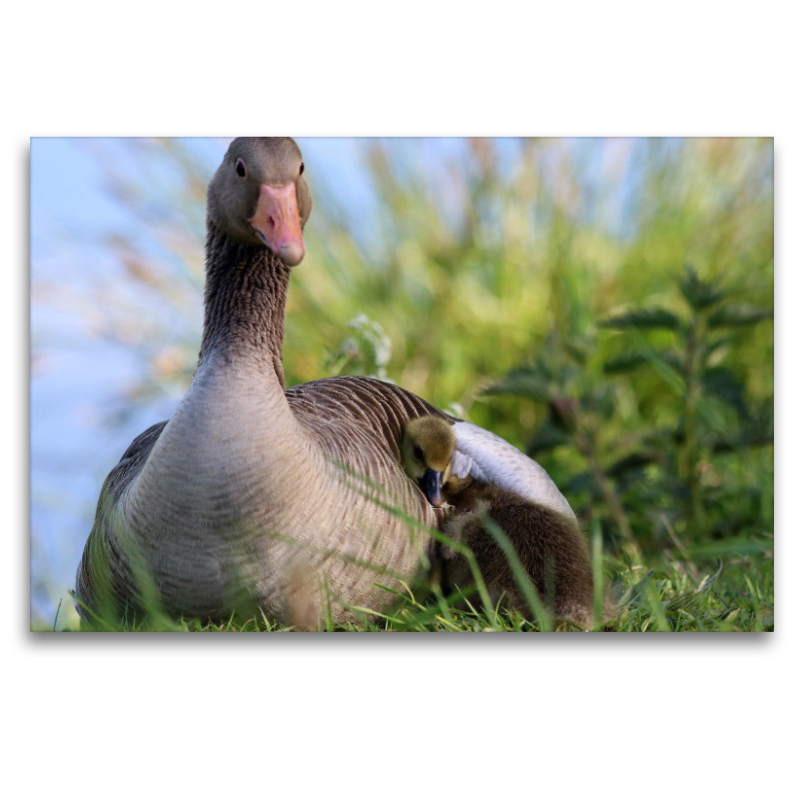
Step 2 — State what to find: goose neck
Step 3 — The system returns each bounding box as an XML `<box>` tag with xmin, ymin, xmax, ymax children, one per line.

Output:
<box><xmin>199</xmin><ymin>222</ymin><xmax>291</xmax><ymax>382</ymax></box>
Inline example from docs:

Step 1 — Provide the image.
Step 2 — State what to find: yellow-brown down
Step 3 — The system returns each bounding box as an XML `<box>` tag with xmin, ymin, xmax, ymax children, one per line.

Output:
<box><xmin>401</xmin><ymin>415</ymin><xmax>456</xmax><ymax>480</ymax></box>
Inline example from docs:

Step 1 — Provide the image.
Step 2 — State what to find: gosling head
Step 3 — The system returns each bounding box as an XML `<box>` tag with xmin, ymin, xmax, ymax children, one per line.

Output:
<box><xmin>207</xmin><ymin>137</ymin><xmax>312</xmax><ymax>266</ymax></box>
<box><xmin>401</xmin><ymin>415</ymin><xmax>456</xmax><ymax>508</ymax></box>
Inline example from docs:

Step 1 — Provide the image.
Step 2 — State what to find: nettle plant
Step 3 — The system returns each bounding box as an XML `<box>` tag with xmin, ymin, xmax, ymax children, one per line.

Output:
<box><xmin>486</xmin><ymin>267</ymin><xmax>773</xmax><ymax>560</ymax></box>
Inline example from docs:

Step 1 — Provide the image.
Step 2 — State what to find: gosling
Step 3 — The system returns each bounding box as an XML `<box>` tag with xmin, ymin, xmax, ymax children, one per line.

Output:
<box><xmin>402</xmin><ymin>415</ymin><xmax>612</xmax><ymax>628</ymax></box>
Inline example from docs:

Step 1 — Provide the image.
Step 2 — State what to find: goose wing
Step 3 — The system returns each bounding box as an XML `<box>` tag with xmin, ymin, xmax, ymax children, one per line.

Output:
<box><xmin>286</xmin><ymin>375</ymin><xmax>454</xmax><ymax>461</ymax></box>
<box><xmin>286</xmin><ymin>377</ymin><xmax>575</xmax><ymax>521</ymax></box>
<box><xmin>100</xmin><ymin>421</ymin><xmax>167</xmax><ymax>503</ymax></box>
<box><xmin>451</xmin><ymin>421</ymin><xmax>576</xmax><ymax>521</ymax></box>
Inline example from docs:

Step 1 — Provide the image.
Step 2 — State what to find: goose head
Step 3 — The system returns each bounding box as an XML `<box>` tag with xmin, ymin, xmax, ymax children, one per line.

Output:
<box><xmin>401</xmin><ymin>415</ymin><xmax>456</xmax><ymax>507</ymax></box>
<box><xmin>207</xmin><ymin>137</ymin><xmax>312</xmax><ymax>266</ymax></box>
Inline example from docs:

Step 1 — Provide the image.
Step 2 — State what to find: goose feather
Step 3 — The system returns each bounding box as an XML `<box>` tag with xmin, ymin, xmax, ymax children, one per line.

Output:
<box><xmin>450</xmin><ymin>421</ymin><xmax>576</xmax><ymax>521</ymax></box>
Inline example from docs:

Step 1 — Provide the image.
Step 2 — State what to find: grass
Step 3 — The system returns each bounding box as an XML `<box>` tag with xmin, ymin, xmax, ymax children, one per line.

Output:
<box><xmin>51</xmin><ymin>570</ymin><xmax>774</xmax><ymax>633</ymax></box>
<box><xmin>50</xmin><ymin>522</ymin><xmax>773</xmax><ymax>633</ymax></box>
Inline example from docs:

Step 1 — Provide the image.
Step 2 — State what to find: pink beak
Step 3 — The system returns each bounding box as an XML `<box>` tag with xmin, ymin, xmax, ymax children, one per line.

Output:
<box><xmin>248</xmin><ymin>183</ymin><xmax>305</xmax><ymax>266</ymax></box>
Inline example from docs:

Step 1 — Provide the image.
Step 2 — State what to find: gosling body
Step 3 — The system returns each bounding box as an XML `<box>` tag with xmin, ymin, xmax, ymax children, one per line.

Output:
<box><xmin>402</xmin><ymin>416</ymin><xmax>613</xmax><ymax>627</ymax></box>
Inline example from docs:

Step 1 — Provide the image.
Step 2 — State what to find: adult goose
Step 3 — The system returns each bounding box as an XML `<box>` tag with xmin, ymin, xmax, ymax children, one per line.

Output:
<box><xmin>402</xmin><ymin>416</ymin><xmax>610</xmax><ymax>627</ymax></box>
<box><xmin>75</xmin><ymin>137</ymin><xmax>574</xmax><ymax>629</ymax></box>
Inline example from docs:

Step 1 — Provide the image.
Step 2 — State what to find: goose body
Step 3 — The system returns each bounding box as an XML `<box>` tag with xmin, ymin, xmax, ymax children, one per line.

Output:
<box><xmin>76</xmin><ymin>137</ymin><xmax>578</xmax><ymax>629</ymax></box>
<box><xmin>76</xmin><ymin>138</ymin><xmax>453</xmax><ymax>627</ymax></box>
<box><xmin>81</xmin><ymin>373</ymin><xmax>446</xmax><ymax>626</ymax></box>
<box><xmin>402</xmin><ymin>416</ymin><xmax>609</xmax><ymax>627</ymax></box>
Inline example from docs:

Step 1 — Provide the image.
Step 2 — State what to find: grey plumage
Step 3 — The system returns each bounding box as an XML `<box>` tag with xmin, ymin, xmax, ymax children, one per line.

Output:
<box><xmin>76</xmin><ymin>138</ymin><xmax>452</xmax><ymax>628</ymax></box>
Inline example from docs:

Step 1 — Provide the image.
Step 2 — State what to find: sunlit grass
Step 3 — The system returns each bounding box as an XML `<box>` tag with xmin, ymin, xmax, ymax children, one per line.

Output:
<box><xmin>56</xmin><ymin>512</ymin><xmax>773</xmax><ymax>633</ymax></box>
<box><xmin>53</xmin><ymin>556</ymin><xmax>774</xmax><ymax>633</ymax></box>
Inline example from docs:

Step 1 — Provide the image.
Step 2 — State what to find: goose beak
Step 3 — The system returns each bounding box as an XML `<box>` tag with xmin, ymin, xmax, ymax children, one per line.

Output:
<box><xmin>420</xmin><ymin>468</ymin><xmax>445</xmax><ymax>508</ymax></box>
<box><xmin>249</xmin><ymin>183</ymin><xmax>306</xmax><ymax>266</ymax></box>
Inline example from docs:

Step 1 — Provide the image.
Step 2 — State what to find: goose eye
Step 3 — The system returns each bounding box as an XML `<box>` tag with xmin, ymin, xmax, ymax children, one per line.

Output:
<box><xmin>413</xmin><ymin>445</ymin><xmax>423</xmax><ymax>462</ymax></box>
<box><xmin>299</xmin><ymin>161</ymin><xmax>305</xmax><ymax>176</ymax></box>
<box><xmin>235</xmin><ymin>159</ymin><xmax>247</xmax><ymax>178</ymax></box>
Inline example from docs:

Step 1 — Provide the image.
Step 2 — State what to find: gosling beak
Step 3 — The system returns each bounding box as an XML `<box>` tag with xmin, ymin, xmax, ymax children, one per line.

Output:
<box><xmin>248</xmin><ymin>183</ymin><xmax>305</xmax><ymax>266</ymax></box>
<box><xmin>420</xmin><ymin>468</ymin><xmax>445</xmax><ymax>508</ymax></box>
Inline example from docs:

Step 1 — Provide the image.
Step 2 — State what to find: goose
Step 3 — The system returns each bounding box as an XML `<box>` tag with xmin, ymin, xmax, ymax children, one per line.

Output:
<box><xmin>75</xmin><ymin>137</ymin><xmax>576</xmax><ymax>629</ymax></box>
<box><xmin>402</xmin><ymin>415</ymin><xmax>612</xmax><ymax>627</ymax></box>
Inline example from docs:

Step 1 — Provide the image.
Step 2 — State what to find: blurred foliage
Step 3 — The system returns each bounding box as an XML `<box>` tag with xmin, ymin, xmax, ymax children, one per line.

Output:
<box><xmin>33</xmin><ymin>136</ymin><xmax>774</xmax><ymax>628</ymax></box>
<box><xmin>323</xmin><ymin>312</ymin><xmax>393</xmax><ymax>381</ymax></box>
<box><xmin>305</xmin><ymin>137</ymin><xmax>772</xmax><ymax>579</ymax></box>
<box><xmin>488</xmin><ymin>266</ymin><xmax>773</xmax><ymax>563</ymax></box>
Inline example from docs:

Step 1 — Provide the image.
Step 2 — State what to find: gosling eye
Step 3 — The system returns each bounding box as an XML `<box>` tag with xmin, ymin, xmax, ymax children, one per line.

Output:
<box><xmin>299</xmin><ymin>161</ymin><xmax>305</xmax><ymax>176</ymax></box>
<box><xmin>235</xmin><ymin>158</ymin><xmax>247</xmax><ymax>178</ymax></box>
<box><xmin>413</xmin><ymin>445</ymin><xmax>423</xmax><ymax>462</ymax></box>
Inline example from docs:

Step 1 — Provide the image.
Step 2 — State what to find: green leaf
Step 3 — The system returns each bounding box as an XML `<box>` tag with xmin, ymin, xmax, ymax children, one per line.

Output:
<box><xmin>526</xmin><ymin>423</ymin><xmax>571</xmax><ymax>455</ymax></box>
<box><xmin>697</xmin><ymin>560</ymin><xmax>724</xmax><ymax>593</ymax></box>
<box><xmin>625</xmin><ymin>331</ymin><xmax>686</xmax><ymax>395</ymax></box>
<box><xmin>619</xmin><ymin>570</ymin><xmax>655</xmax><ymax>605</ymax></box>
<box><xmin>679</xmin><ymin>266</ymin><xmax>726</xmax><ymax>311</ymax></box>
<box><xmin>708</xmin><ymin>305</ymin><xmax>774</xmax><ymax>328</ymax></box>
<box><xmin>687</xmin><ymin>537</ymin><xmax>772</xmax><ymax>560</ymax></box>
<box><xmin>603</xmin><ymin>352</ymin><xmax>649</xmax><ymax>374</ymax></box>
<box><xmin>705</xmin><ymin>334</ymin><xmax>735</xmax><ymax>361</ymax></box>
<box><xmin>661</xmin><ymin>350</ymin><xmax>685</xmax><ymax>374</ymax></box>
<box><xmin>702</xmin><ymin>366</ymin><xmax>750</xmax><ymax>420</ymax></box>
<box><xmin>600</xmin><ymin>308</ymin><xmax>682</xmax><ymax>331</ymax></box>
<box><xmin>607</xmin><ymin>451</ymin><xmax>663</xmax><ymax>478</ymax></box>
<box><xmin>485</xmin><ymin>367</ymin><xmax>552</xmax><ymax>403</ymax></box>
<box><xmin>563</xmin><ymin>336</ymin><xmax>595</xmax><ymax>365</ymax></box>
